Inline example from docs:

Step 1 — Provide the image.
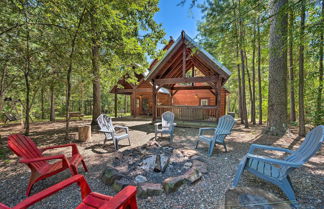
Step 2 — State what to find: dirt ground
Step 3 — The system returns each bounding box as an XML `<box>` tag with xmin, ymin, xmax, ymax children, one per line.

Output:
<box><xmin>0</xmin><ymin>119</ymin><xmax>323</xmax><ymax>209</ymax></box>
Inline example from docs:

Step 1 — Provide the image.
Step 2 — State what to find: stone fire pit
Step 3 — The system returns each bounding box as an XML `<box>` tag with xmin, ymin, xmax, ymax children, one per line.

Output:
<box><xmin>101</xmin><ymin>140</ymin><xmax>208</xmax><ymax>198</ymax></box>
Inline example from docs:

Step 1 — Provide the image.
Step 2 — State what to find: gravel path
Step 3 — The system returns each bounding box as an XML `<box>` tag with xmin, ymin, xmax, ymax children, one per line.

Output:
<box><xmin>0</xmin><ymin>119</ymin><xmax>323</xmax><ymax>209</ymax></box>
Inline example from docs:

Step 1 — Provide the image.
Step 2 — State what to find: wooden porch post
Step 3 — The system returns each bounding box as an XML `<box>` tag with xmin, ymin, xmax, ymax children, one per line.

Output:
<box><xmin>114</xmin><ymin>91</ymin><xmax>117</xmax><ymax>118</ymax></box>
<box><xmin>216</xmin><ymin>79</ymin><xmax>221</xmax><ymax>119</ymax></box>
<box><xmin>133</xmin><ymin>91</ymin><xmax>137</xmax><ymax>117</ymax></box>
<box><xmin>152</xmin><ymin>80</ymin><xmax>157</xmax><ymax>122</ymax></box>
<box><xmin>182</xmin><ymin>31</ymin><xmax>186</xmax><ymax>78</ymax></box>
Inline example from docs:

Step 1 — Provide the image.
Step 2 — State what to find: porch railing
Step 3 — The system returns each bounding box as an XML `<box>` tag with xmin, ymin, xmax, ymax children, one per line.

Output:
<box><xmin>157</xmin><ymin>105</ymin><xmax>218</xmax><ymax>121</ymax></box>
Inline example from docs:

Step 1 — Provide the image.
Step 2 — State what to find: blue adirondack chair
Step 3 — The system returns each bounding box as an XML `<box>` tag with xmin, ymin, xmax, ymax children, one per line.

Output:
<box><xmin>232</xmin><ymin>125</ymin><xmax>324</xmax><ymax>208</ymax></box>
<box><xmin>155</xmin><ymin>111</ymin><xmax>176</xmax><ymax>141</ymax></box>
<box><xmin>196</xmin><ymin>115</ymin><xmax>235</xmax><ymax>156</ymax></box>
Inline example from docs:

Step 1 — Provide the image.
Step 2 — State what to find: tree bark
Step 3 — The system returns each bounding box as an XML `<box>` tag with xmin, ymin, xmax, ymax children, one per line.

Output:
<box><xmin>65</xmin><ymin>8</ymin><xmax>86</xmax><ymax>139</ymax></box>
<box><xmin>237</xmin><ymin>48</ymin><xmax>243</xmax><ymax>123</ymax></box>
<box><xmin>24</xmin><ymin>6</ymin><xmax>31</xmax><ymax>135</ymax></box>
<box><xmin>289</xmin><ymin>11</ymin><xmax>296</xmax><ymax>122</ymax></box>
<box><xmin>50</xmin><ymin>84</ymin><xmax>55</xmax><ymax>121</ymax></box>
<box><xmin>251</xmin><ymin>23</ymin><xmax>256</xmax><ymax>125</ymax></box>
<box><xmin>233</xmin><ymin>6</ymin><xmax>243</xmax><ymax>123</ymax></box>
<box><xmin>41</xmin><ymin>87</ymin><xmax>45</xmax><ymax>119</ymax></box>
<box><xmin>24</xmin><ymin>72</ymin><xmax>30</xmax><ymax>135</ymax></box>
<box><xmin>267</xmin><ymin>0</ymin><xmax>288</xmax><ymax>135</ymax></box>
<box><xmin>315</xmin><ymin>0</ymin><xmax>323</xmax><ymax>126</ymax></box>
<box><xmin>298</xmin><ymin>0</ymin><xmax>306</xmax><ymax>136</ymax></box>
<box><xmin>257</xmin><ymin>18</ymin><xmax>262</xmax><ymax>125</ymax></box>
<box><xmin>245</xmin><ymin>52</ymin><xmax>253</xmax><ymax>125</ymax></box>
<box><xmin>258</xmin><ymin>18</ymin><xmax>262</xmax><ymax>125</ymax></box>
<box><xmin>238</xmin><ymin>0</ymin><xmax>248</xmax><ymax>128</ymax></box>
<box><xmin>90</xmin><ymin>8</ymin><xmax>102</xmax><ymax>125</ymax></box>
<box><xmin>240</xmin><ymin>48</ymin><xmax>248</xmax><ymax>128</ymax></box>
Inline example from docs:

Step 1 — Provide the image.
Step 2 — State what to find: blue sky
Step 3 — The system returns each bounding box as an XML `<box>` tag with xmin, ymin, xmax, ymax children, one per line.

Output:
<box><xmin>154</xmin><ymin>0</ymin><xmax>204</xmax><ymax>43</ymax></box>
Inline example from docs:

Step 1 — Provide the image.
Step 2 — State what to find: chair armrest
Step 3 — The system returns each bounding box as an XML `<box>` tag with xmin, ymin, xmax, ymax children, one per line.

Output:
<box><xmin>99</xmin><ymin>129</ymin><xmax>114</xmax><ymax>133</ymax></box>
<box><xmin>20</xmin><ymin>155</ymin><xmax>69</xmax><ymax>166</ymax></box>
<box><xmin>198</xmin><ymin>128</ymin><xmax>216</xmax><ymax>135</ymax></box>
<box><xmin>114</xmin><ymin>126</ymin><xmax>129</xmax><ymax>133</ymax></box>
<box><xmin>12</xmin><ymin>175</ymin><xmax>91</xmax><ymax>209</ymax></box>
<box><xmin>246</xmin><ymin>154</ymin><xmax>302</xmax><ymax>167</ymax></box>
<box><xmin>155</xmin><ymin>122</ymin><xmax>162</xmax><ymax>131</ymax></box>
<box><xmin>217</xmin><ymin>132</ymin><xmax>231</xmax><ymax>136</ymax></box>
<box><xmin>41</xmin><ymin>143</ymin><xmax>80</xmax><ymax>156</ymax></box>
<box><xmin>99</xmin><ymin>186</ymin><xmax>137</xmax><ymax>209</ymax></box>
<box><xmin>0</xmin><ymin>203</ymin><xmax>10</xmax><ymax>209</ymax></box>
<box><xmin>248</xmin><ymin>144</ymin><xmax>294</xmax><ymax>154</ymax></box>
<box><xmin>154</xmin><ymin>122</ymin><xmax>162</xmax><ymax>127</ymax></box>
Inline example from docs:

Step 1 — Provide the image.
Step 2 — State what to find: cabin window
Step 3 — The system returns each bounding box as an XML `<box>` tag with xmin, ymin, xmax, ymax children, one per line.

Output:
<box><xmin>200</xmin><ymin>98</ymin><xmax>209</xmax><ymax>106</ymax></box>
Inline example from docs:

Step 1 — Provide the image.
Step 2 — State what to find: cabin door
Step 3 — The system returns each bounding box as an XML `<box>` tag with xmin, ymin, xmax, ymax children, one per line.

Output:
<box><xmin>142</xmin><ymin>98</ymin><xmax>149</xmax><ymax>115</ymax></box>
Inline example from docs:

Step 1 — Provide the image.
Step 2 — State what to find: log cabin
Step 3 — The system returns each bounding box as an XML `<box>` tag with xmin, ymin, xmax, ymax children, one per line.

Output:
<box><xmin>110</xmin><ymin>31</ymin><xmax>231</xmax><ymax>122</ymax></box>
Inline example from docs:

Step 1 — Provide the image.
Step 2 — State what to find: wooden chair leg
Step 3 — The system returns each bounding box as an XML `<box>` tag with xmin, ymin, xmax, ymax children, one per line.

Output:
<box><xmin>128</xmin><ymin>137</ymin><xmax>131</xmax><ymax>146</ymax></box>
<box><xmin>155</xmin><ymin>132</ymin><xmax>157</xmax><ymax>140</ymax></box>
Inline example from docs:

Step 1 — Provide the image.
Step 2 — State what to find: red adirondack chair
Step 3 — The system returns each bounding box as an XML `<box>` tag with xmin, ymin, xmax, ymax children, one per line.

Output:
<box><xmin>7</xmin><ymin>134</ymin><xmax>88</xmax><ymax>196</ymax></box>
<box><xmin>0</xmin><ymin>174</ymin><xmax>138</xmax><ymax>209</ymax></box>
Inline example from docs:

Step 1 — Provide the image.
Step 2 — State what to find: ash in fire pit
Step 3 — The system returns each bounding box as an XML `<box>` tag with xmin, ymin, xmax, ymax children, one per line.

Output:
<box><xmin>101</xmin><ymin>140</ymin><xmax>208</xmax><ymax>198</ymax></box>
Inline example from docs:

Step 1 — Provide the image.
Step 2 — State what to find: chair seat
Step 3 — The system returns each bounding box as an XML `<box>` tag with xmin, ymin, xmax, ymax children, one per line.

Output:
<box><xmin>199</xmin><ymin>135</ymin><xmax>223</xmax><ymax>143</ymax></box>
<box><xmin>114</xmin><ymin>133</ymin><xmax>129</xmax><ymax>140</ymax></box>
<box><xmin>156</xmin><ymin>128</ymin><xmax>172</xmax><ymax>134</ymax></box>
<box><xmin>247</xmin><ymin>158</ymin><xmax>281</xmax><ymax>178</ymax></box>
<box><xmin>76</xmin><ymin>192</ymin><xmax>112</xmax><ymax>209</ymax></box>
<box><xmin>39</xmin><ymin>154</ymin><xmax>83</xmax><ymax>175</ymax></box>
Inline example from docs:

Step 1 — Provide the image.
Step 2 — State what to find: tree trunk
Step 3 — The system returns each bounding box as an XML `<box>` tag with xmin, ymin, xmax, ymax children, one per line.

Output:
<box><xmin>24</xmin><ymin>8</ymin><xmax>31</xmax><ymax>135</ymax></box>
<box><xmin>41</xmin><ymin>87</ymin><xmax>45</xmax><ymax>119</ymax></box>
<box><xmin>267</xmin><ymin>0</ymin><xmax>288</xmax><ymax>135</ymax></box>
<box><xmin>251</xmin><ymin>23</ymin><xmax>256</xmax><ymax>125</ymax></box>
<box><xmin>289</xmin><ymin>11</ymin><xmax>296</xmax><ymax>122</ymax></box>
<box><xmin>298</xmin><ymin>0</ymin><xmax>306</xmax><ymax>136</ymax></box>
<box><xmin>233</xmin><ymin>5</ymin><xmax>243</xmax><ymax>123</ymax></box>
<box><xmin>64</xmin><ymin>8</ymin><xmax>85</xmax><ymax>139</ymax></box>
<box><xmin>240</xmin><ymin>48</ymin><xmax>249</xmax><ymax>128</ymax></box>
<box><xmin>238</xmin><ymin>0</ymin><xmax>248</xmax><ymax>127</ymax></box>
<box><xmin>257</xmin><ymin>18</ymin><xmax>262</xmax><ymax>125</ymax></box>
<box><xmin>65</xmin><ymin>64</ymin><xmax>72</xmax><ymax>138</ymax></box>
<box><xmin>315</xmin><ymin>0</ymin><xmax>323</xmax><ymax>126</ymax></box>
<box><xmin>50</xmin><ymin>84</ymin><xmax>55</xmax><ymax>121</ymax></box>
<box><xmin>90</xmin><ymin>9</ymin><xmax>101</xmax><ymax>126</ymax></box>
<box><xmin>237</xmin><ymin>48</ymin><xmax>243</xmax><ymax>123</ymax></box>
<box><xmin>24</xmin><ymin>72</ymin><xmax>30</xmax><ymax>135</ymax></box>
<box><xmin>245</xmin><ymin>52</ymin><xmax>253</xmax><ymax>125</ymax></box>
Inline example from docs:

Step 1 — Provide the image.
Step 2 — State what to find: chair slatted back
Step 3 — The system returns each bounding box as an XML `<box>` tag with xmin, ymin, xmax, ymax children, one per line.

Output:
<box><xmin>8</xmin><ymin>134</ymin><xmax>48</xmax><ymax>171</ymax></box>
<box><xmin>162</xmin><ymin>111</ymin><xmax>175</xmax><ymax>128</ymax></box>
<box><xmin>97</xmin><ymin>114</ymin><xmax>115</xmax><ymax>133</ymax></box>
<box><xmin>277</xmin><ymin>125</ymin><xmax>324</xmax><ymax>177</ymax></box>
<box><xmin>4</xmin><ymin>113</ymin><xmax>17</xmax><ymax>121</ymax></box>
<box><xmin>214</xmin><ymin>115</ymin><xmax>235</xmax><ymax>142</ymax></box>
<box><xmin>285</xmin><ymin>125</ymin><xmax>324</xmax><ymax>164</ymax></box>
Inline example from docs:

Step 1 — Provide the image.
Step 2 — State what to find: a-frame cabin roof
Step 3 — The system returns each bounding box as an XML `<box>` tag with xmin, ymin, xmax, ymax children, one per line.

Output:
<box><xmin>145</xmin><ymin>31</ymin><xmax>231</xmax><ymax>84</ymax></box>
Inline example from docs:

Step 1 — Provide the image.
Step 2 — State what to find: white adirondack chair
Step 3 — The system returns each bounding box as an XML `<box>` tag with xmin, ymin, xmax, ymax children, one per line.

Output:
<box><xmin>97</xmin><ymin>114</ymin><xmax>130</xmax><ymax>150</ymax></box>
<box><xmin>155</xmin><ymin>111</ymin><xmax>176</xmax><ymax>141</ymax></box>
